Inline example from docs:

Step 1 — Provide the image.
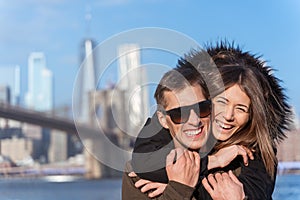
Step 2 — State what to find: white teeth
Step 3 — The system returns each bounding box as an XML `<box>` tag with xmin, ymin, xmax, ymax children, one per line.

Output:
<box><xmin>216</xmin><ymin>120</ymin><xmax>233</xmax><ymax>129</ymax></box>
<box><xmin>185</xmin><ymin>128</ymin><xmax>202</xmax><ymax>136</ymax></box>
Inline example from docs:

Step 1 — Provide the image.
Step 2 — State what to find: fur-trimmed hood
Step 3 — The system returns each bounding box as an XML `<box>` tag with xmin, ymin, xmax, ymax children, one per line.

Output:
<box><xmin>206</xmin><ymin>41</ymin><xmax>293</xmax><ymax>143</ymax></box>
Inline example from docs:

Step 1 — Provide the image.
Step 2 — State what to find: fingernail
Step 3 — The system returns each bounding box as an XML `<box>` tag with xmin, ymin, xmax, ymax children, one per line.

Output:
<box><xmin>128</xmin><ymin>172</ymin><xmax>135</xmax><ymax>177</ymax></box>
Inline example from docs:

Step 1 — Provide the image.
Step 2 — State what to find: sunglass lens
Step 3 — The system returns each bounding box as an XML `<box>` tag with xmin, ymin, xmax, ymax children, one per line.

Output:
<box><xmin>166</xmin><ymin>100</ymin><xmax>211</xmax><ymax>124</ymax></box>
<box><xmin>168</xmin><ymin>108</ymin><xmax>189</xmax><ymax>124</ymax></box>
<box><xmin>199</xmin><ymin>100</ymin><xmax>211</xmax><ymax>117</ymax></box>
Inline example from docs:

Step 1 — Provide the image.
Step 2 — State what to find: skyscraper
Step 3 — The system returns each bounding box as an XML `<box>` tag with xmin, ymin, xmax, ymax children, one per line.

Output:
<box><xmin>0</xmin><ymin>85</ymin><xmax>10</xmax><ymax>104</ymax></box>
<box><xmin>0</xmin><ymin>65</ymin><xmax>20</xmax><ymax>105</ymax></box>
<box><xmin>76</xmin><ymin>39</ymin><xmax>98</xmax><ymax>123</ymax></box>
<box><xmin>25</xmin><ymin>52</ymin><xmax>53</xmax><ymax>111</ymax></box>
<box><xmin>118</xmin><ymin>44</ymin><xmax>149</xmax><ymax>136</ymax></box>
<box><xmin>25</xmin><ymin>52</ymin><xmax>53</xmax><ymax>163</ymax></box>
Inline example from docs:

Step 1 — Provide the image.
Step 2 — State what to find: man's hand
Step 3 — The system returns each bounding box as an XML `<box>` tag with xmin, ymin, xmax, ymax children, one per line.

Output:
<box><xmin>202</xmin><ymin>170</ymin><xmax>246</xmax><ymax>200</ymax></box>
<box><xmin>208</xmin><ymin>145</ymin><xmax>254</xmax><ymax>170</ymax></box>
<box><xmin>166</xmin><ymin>148</ymin><xmax>200</xmax><ymax>188</ymax></box>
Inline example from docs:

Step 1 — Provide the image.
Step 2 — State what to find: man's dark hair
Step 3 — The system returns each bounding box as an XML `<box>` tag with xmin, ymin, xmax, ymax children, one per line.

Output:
<box><xmin>154</xmin><ymin>67</ymin><xmax>208</xmax><ymax>109</ymax></box>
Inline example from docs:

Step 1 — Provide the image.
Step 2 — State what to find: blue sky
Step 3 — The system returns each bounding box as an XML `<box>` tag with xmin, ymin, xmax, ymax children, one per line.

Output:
<box><xmin>0</xmin><ymin>0</ymin><xmax>300</xmax><ymax>116</ymax></box>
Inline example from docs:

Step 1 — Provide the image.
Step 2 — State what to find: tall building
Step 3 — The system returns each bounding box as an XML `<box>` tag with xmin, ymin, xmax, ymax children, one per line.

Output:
<box><xmin>76</xmin><ymin>39</ymin><xmax>98</xmax><ymax>123</ymax></box>
<box><xmin>118</xmin><ymin>44</ymin><xmax>149</xmax><ymax>136</ymax></box>
<box><xmin>25</xmin><ymin>52</ymin><xmax>53</xmax><ymax>111</ymax></box>
<box><xmin>25</xmin><ymin>52</ymin><xmax>53</xmax><ymax>163</ymax></box>
<box><xmin>0</xmin><ymin>85</ymin><xmax>10</xmax><ymax>104</ymax></box>
<box><xmin>48</xmin><ymin>130</ymin><xmax>67</xmax><ymax>163</ymax></box>
<box><xmin>0</xmin><ymin>65</ymin><xmax>20</xmax><ymax>105</ymax></box>
<box><xmin>0</xmin><ymin>66</ymin><xmax>21</xmax><ymax>128</ymax></box>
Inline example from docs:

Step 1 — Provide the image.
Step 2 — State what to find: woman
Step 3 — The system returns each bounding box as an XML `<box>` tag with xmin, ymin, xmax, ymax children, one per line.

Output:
<box><xmin>199</xmin><ymin>64</ymin><xmax>281</xmax><ymax>199</ymax></box>
<box><xmin>128</xmin><ymin>42</ymin><xmax>292</xmax><ymax>199</ymax></box>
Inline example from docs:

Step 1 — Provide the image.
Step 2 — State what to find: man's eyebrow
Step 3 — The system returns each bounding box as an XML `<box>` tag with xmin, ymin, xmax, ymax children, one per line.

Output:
<box><xmin>217</xmin><ymin>96</ymin><xmax>228</xmax><ymax>102</ymax></box>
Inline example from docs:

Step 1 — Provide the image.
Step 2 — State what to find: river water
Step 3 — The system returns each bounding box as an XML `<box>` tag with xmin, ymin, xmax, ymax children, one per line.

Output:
<box><xmin>0</xmin><ymin>174</ymin><xmax>299</xmax><ymax>199</ymax></box>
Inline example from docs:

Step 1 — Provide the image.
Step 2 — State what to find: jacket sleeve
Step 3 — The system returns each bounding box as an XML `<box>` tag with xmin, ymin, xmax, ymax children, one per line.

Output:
<box><xmin>162</xmin><ymin>181</ymin><xmax>195</xmax><ymax>200</ymax></box>
<box><xmin>237</xmin><ymin>153</ymin><xmax>276</xmax><ymax>200</ymax></box>
<box><xmin>122</xmin><ymin>170</ymin><xmax>195</xmax><ymax>200</ymax></box>
<box><xmin>197</xmin><ymin>152</ymin><xmax>275</xmax><ymax>200</ymax></box>
<box><xmin>131</xmin><ymin>113</ymin><xmax>174</xmax><ymax>183</ymax></box>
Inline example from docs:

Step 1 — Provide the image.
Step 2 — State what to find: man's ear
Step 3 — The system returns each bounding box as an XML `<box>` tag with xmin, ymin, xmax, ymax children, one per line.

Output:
<box><xmin>157</xmin><ymin>111</ymin><xmax>169</xmax><ymax>129</ymax></box>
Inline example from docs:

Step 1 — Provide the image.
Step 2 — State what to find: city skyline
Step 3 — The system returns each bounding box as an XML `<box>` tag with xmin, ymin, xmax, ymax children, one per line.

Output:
<box><xmin>0</xmin><ymin>1</ymin><xmax>299</xmax><ymax>117</ymax></box>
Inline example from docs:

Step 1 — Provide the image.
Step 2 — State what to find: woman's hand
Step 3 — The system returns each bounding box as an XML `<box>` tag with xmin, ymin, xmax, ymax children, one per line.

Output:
<box><xmin>128</xmin><ymin>172</ymin><xmax>167</xmax><ymax>198</ymax></box>
<box><xmin>208</xmin><ymin>145</ymin><xmax>254</xmax><ymax>170</ymax></box>
<box><xmin>202</xmin><ymin>170</ymin><xmax>246</xmax><ymax>200</ymax></box>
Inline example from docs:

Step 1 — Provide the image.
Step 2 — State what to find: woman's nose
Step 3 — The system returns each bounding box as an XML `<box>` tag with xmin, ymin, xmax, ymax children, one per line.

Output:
<box><xmin>223</xmin><ymin>106</ymin><xmax>234</xmax><ymax>121</ymax></box>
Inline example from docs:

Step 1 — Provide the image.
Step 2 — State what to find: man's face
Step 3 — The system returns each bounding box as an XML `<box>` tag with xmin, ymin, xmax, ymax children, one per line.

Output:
<box><xmin>158</xmin><ymin>84</ymin><xmax>210</xmax><ymax>150</ymax></box>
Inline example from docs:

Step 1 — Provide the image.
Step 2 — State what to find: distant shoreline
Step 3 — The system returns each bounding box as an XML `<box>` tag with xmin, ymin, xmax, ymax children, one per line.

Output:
<box><xmin>277</xmin><ymin>170</ymin><xmax>300</xmax><ymax>175</ymax></box>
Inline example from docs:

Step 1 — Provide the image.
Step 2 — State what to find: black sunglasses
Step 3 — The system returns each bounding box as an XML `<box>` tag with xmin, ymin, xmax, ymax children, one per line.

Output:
<box><xmin>164</xmin><ymin>100</ymin><xmax>212</xmax><ymax>124</ymax></box>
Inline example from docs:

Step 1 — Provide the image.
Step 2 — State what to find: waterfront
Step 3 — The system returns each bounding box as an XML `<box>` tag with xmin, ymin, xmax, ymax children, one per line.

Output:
<box><xmin>0</xmin><ymin>174</ymin><xmax>299</xmax><ymax>199</ymax></box>
<box><xmin>273</xmin><ymin>174</ymin><xmax>300</xmax><ymax>200</ymax></box>
<box><xmin>0</xmin><ymin>177</ymin><xmax>121</xmax><ymax>200</ymax></box>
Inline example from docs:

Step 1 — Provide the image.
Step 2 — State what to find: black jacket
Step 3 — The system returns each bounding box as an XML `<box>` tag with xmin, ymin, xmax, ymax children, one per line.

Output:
<box><xmin>131</xmin><ymin>114</ymin><xmax>276</xmax><ymax>200</ymax></box>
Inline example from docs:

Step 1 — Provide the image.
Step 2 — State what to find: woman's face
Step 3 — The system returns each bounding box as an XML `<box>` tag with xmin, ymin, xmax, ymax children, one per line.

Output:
<box><xmin>212</xmin><ymin>84</ymin><xmax>251</xmax><ymax>141</ymax></box>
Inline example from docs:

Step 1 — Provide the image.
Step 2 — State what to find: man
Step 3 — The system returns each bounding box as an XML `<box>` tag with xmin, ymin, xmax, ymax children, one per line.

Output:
<box><xmin>122</xmin><ymin>65</ymin><xmax>248</xmax><ymax>199</ymax></box>
<box><xmin>122</xmin><ymin>66</ymin><xmax>211</xmax><ymax>199</ymax></box>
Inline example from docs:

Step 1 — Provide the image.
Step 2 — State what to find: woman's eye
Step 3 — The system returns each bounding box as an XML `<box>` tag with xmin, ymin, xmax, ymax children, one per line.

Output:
<box><xmin>236</xmin><ymin>107</ymin><xmax>247</xmax><ymax>113</ymax></box>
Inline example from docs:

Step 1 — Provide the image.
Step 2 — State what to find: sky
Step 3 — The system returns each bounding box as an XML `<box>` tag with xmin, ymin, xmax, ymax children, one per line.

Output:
<box><xmin>0</xmin><ymin>0</ymin><xmax>300</xmax><ymax>117</ymax></box>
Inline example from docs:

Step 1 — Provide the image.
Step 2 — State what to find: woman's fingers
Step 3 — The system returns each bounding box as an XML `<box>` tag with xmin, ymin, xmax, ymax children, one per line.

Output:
<box><xmin>236</xmin><ymin>145</ymin><xmax>249</xmax><ymax>166</ymax></box>
<box><xmin>237</xmin><ymin>145</ymin><xmax>255</xmax><ymax>166</ymax></box>
<box><xmin>241</xmin><ymin>145</ymin><xmax>254</xmax><ymax>160</ymax></box>
<box><xmin>147</xmin><ymin>183</ymin><xmax>167</xmax><ymax>198</ymax></box>
<box><xmin>128</xmin><ymin>171</ymin><xmax>137</xmax><ymax>177</ymax></box>
<box><xmin>134</xmin><ymin>178</ymin><xmax>151</xmax><ymax>188</ymax></box>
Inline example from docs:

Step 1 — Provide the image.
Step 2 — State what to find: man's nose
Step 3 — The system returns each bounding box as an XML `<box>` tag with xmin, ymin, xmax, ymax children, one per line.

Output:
<box><xmin>187</xmin><ymin>109</ymin><xmax>202</xmax><ymax>125</ymax></box>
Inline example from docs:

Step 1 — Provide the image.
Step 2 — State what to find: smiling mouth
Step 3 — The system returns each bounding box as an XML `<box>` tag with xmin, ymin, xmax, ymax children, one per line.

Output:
<box><xmin>216</xmin><ymin>120</ymin><xmax>234</xmax><ymax>130</ymax></box>
<box><xmin>184</xmin><ymin>126</ymin><xmax>203</xmax><ymax>137</ymax></box>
